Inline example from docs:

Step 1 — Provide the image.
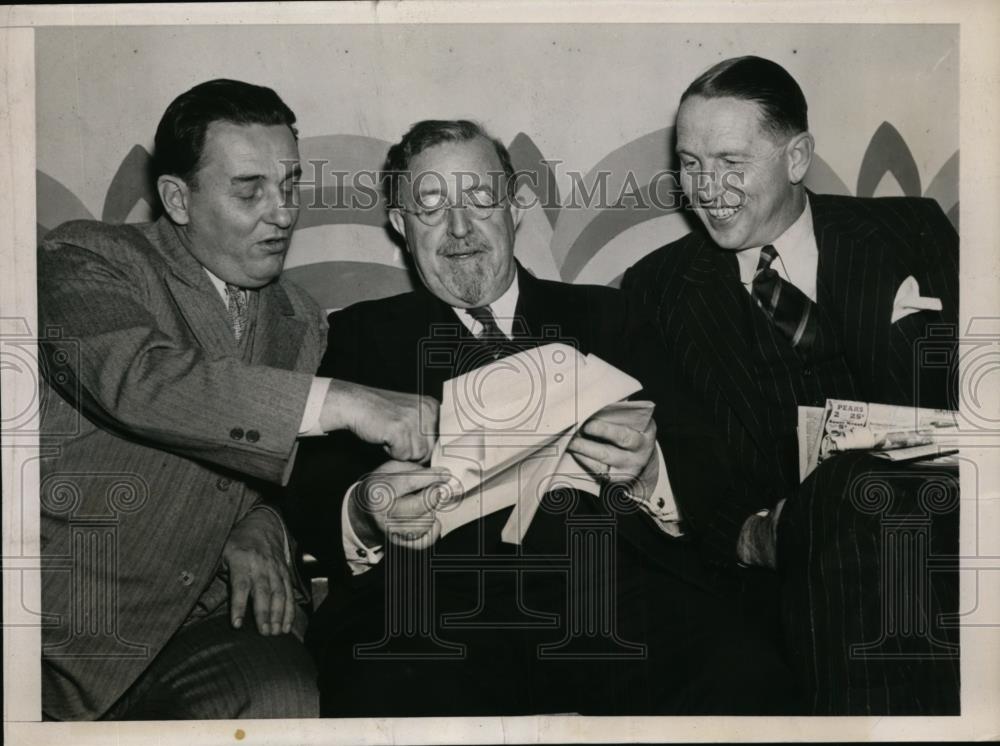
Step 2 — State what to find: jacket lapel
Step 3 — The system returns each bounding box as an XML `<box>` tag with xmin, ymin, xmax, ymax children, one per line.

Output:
<box><xmin>810</xmin><ymin>193</ymin><xmax>907</xmax><ymax>401</ymax></box>
<box><xmin>153</xmin><ymin>218</ymin><xmax>237</xmax><ymax>355</ymax></box>
<box><xmin>661</xmin><ymin>234</ymin><xmax>774</xmax><ymax>461</ymax></box>
<box><xmin>404</xmin><ymin>288</ymin><xmax>474</xmax><ymax>398</ymax></box>
<box><xmin>510</xmin><ymin>263</ymin><xmax>548</xmax><ymax>340</ymax></box>
<box><xmin>252</xmin><ymin>282</ymin><xmax>308</xmax><ymax>369</ymax></box>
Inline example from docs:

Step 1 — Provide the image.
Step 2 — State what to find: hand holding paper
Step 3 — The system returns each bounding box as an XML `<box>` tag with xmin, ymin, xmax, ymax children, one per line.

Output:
<box><xmin>567</xmin><ymin>402</ymin><xmax>658</xmax><ymax>491</ymax></box>
<box><xmin>348</xmin><ymin>460</ymin><xmax>460</xmax><ymax>550</ymax></box>
<box><xmin>429</xmin><ymin>343</ymin><xmax>651</xmax><ymax>543</ymax></box>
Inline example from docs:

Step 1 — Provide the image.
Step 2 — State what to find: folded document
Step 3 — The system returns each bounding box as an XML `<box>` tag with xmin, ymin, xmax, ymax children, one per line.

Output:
<box><xmin>429</xmin><ymin>343</ymin><xmax>652</xmax><ymax>543</ymax></box>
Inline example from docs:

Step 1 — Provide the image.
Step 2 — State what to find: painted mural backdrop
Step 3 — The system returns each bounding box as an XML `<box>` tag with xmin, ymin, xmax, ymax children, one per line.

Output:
<box><xmin>36</xmin><ymin>123</ymin><xmax>959</xmax><ymax>312</ymax></box>
<box><xmin>34</xmin><ymin>23</ymin><xmax>957</xmax><ymax>310</ymax></box>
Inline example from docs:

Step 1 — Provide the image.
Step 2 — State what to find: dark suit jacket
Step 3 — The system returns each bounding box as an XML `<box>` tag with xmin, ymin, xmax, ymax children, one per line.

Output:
<box><xmin>37</xmin><ymin>217</ymin><xmax>326</xmax><ymax>720</ymax></box>
<box><xmin>620</xmin><ymin>193</ymin><xmax>959</xmax><ymax>566</ymax></box>
<box><xmin>289</xmin><ymin>263</ymin><xmax>723</xmax><ymax>595</ymax></box>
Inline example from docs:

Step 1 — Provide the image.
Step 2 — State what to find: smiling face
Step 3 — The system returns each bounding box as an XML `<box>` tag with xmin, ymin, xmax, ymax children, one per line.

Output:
<box><xmin>167</xmin><ymin>121</ymin><xmax>301</xmax><ymax>287</ymax></box>
<box><xmin>389</xmin><ymin>136</ymin><xmax>519</xmax><ymax>308</ymax></box>
<box><xmin>676</xmin><ymin>95</ymin><xmax>811</xmax><ymax>250</ymax></box>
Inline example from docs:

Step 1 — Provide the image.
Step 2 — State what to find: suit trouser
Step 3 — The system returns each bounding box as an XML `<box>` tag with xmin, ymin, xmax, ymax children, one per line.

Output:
<box><xmin>778</xmin><ymin>452</ymin><xmax>960</xmax><ymax>715</ymax></box>
<box><xmin>102</xmin><ymin>607</ymin><xmax>319</xmax><ymax>720</ymax></box>
<box><xmin>310</xmin><ymin>495</ymin><xmax>802</xmax><ymax>716</ymax></box>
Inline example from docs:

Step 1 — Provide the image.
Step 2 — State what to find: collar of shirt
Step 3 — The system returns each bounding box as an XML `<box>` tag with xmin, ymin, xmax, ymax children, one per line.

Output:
<box><xmin>734</xmin><ymin>195</ymin><xmax>818</xmax><ymax>302</ymax></box>
<box><xmin>202</xmin><ymin>266</ymin><xmax>231</xmax><ymax>304</ymax></box>
<box><xmin>452</xmin><ymin>271</ymin><xmax>520</xmax><ymax>339</ymax></box>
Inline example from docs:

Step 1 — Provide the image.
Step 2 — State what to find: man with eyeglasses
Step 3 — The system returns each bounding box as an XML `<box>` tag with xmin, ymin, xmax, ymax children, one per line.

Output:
<box><xmin>288</xmin><ymin>119</ymin><xmax>797</xmax><ymax>716</ymax></box>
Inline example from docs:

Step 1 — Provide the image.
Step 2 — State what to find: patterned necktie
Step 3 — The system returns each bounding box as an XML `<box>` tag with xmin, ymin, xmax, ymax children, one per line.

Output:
<box><xmin>466</xmin><ymin>305</ymin><xmax>506</xmax><ymax>359</ymax></box>
<box><xmin>225</xmin><ymin>284</ymin><xmax>249</xmax><ymax>342</ymax></box>
<box><xmin>751</xmin><ymin>244</ymin><xmax>818</xmax><ymax>352</ymax></box>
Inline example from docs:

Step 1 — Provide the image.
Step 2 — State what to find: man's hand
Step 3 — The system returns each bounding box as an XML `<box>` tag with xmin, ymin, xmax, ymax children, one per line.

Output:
<box><xmin>736</xmin><ymin>498</ymin><xmax>786</xmax><ymax>569</ymax></box>
<box><xmin>567</xmin><ymin>415</ymin><xmax>659</xmax><ymax>497</ymax></box>
<box><xmin>349</xmin><ymin>460</ymin><xmax>459</xmax><ymax>550</ymax></box>
<box><xmin>221</xmin><ymin>508</ymin><xmax>294</xmax><ymax>636</ymax></box>
<box><xmin>321</xmin><ymin>380</ymin><xmax>439</xmax><ymax>463</ymax></box>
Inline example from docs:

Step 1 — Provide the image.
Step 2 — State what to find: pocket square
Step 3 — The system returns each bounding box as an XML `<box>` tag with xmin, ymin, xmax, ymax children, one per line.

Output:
<box><xmin>892</xmin><ymin>275</ymin><xmax>942</xmax><ymax>323</ymax></box>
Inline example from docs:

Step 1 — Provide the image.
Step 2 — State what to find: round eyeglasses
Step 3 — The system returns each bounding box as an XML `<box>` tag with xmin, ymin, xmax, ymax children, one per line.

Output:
<box><xmin>398</xmin><ymin>190</ymin><xmax>511</xmax><ymax>227</ymax></box>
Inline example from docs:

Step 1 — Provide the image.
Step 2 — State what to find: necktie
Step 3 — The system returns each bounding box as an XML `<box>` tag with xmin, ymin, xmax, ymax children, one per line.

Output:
<box><xmin>751</xmin><ymin>245</ymin><xmax>818</xmax><ymax>352</ymax></box>
<box><xmin>225</xmin><ymin>284</ymin><xmax>249</xmax><ymax>342</ymax></box>
<box><xmin>466</xmin><ymin>305</ymin><xmax>506</xmax><ymax>359</ymax></box>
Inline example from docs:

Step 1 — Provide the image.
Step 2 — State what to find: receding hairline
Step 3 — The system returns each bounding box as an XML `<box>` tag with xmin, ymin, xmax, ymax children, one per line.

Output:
<box><xmin>181</xmin><ymin>120</ymin><xmax>300</xmax><ymax>188</ymax></box>
<box><xmin>676</xmin><ymin>93</ymin><xmax>802</xmax><ymax>145</ymax></box>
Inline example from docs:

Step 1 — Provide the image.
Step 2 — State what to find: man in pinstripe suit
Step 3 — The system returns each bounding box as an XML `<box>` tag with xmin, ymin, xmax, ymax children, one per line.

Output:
<box><xmin>37</xmin><ymin>79</ymin><xmax>436</xmax><ymax>720</ymax></box>
<box><xmin>622</xmin><ymin>56</ymin><xmax>959</xmax><ymax>714</ymax></box>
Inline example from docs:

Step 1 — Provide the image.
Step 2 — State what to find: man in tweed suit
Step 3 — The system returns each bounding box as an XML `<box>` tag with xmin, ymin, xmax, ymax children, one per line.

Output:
<box><xmin>622</xmin><ymin>56</ymin><xmax>959</xmax><ymax>713</ymax></box>
<box><xmin>37</xmin><ymin>79</ymin><xmax>436</xmax><ymax>720</ymax></box>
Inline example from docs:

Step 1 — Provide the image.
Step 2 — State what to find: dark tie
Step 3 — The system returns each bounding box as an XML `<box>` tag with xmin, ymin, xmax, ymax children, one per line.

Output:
<box><xmin>466</xmin><ymin>305</ymin><xmax>506</xmax><ymax>359</ymax></box>
<box><xmin>751</xmin><ymin>244</ymin><xmax>818</xmax><ymax>352</ymax></box>
<box><xmin>225</xmin><ymin>284</ymin><xmax>249</xmax><ymax>342</ymax></box>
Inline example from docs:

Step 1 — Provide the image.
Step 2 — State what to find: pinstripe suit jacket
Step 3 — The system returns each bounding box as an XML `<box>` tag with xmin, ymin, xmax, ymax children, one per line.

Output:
<box><xmin>620</xmin><ymin>193</ymin><xmax>959</xmax><ymax>566</ymax></box>
<box><xmin>37</xmin><ymin>216</ymin><xmax>326</xmax><ymax>720</ymax></box>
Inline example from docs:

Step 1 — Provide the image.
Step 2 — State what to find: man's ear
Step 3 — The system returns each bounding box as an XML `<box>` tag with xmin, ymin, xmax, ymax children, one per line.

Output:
<box><xmin>388</xmin><ymin>208</ymin><xmax>407</xmax><ymax>242</ymax></box>
<box><xmin>785</xmin><ymin>131</ymin><xmax>814</xmax><ymax>185</ymax></box>
<box><xmin>157</xmin><ymin>175</ymin><xmax>192</xmax><ymax>225</ymax></box>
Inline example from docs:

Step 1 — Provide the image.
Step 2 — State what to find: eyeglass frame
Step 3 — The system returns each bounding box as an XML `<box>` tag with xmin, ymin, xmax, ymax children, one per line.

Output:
<box><xmin>394</xmin><ymin>188</ymin><xmax>514</xmax><ymax>227</ymax></box>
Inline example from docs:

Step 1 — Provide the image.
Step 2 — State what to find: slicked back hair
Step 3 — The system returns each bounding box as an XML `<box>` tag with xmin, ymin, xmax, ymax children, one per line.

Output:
<box><xmin>680</xmin><ymin>55</ymin><xmax>808</xmax><ymax>139</ymax></box>
<box><xmin>153</xmin><ymin>78</ymin><xmax>298</xmax><ymax>187</ymax></box>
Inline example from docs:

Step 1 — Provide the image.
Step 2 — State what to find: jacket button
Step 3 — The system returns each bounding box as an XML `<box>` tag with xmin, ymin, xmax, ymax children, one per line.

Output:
<box><xmin>245</xmin><ymin>430</ymin><xmax>260</xmax><ymax>443</ymax></box>
<box><xmin>216</xmin><ymin>478</ymin><xmax>231</xmax><ymax>491</ymax></box>
<box><xmin>802</xmin><ymin>367</ymin><xmax>814</xmax><ymax>377</ymax></box>
<box><xmin>357</xmin><ymin>548</ymin><xmax>367</xmax><ymax>558</ymax></box>
<box><xmin>179</xmin><ymin>571</ymin><xmax>194</xmax><ymax>586</ymax></box>
<box><xmin>229</xmin><ymin>427</ymin><xmax>244</xmax><ymax>440</ymax></box>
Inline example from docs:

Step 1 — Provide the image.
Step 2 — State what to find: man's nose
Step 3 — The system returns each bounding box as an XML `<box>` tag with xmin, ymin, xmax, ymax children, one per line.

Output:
<box><xmin>691</xmin><ymin>168</ymin><xmax>723</xmax><ymax>204</ymax></box>
<box><xmin>446</xmin><ymin>204</ymin><xmax>470</xmax><ymax>238</ymax></box>
<box><xmin>265</xmin><ymin>189</ymin><xmax>297</xmax><ymax>229</ymax></box>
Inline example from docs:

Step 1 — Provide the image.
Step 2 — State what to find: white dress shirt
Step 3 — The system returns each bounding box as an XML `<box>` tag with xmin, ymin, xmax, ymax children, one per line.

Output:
<box><xmin>733</xmin><ymin>196</ymin><xmax>818</xmax><ymax>301</ymax></box>
<box><xmin>343</xmin><ymin>274</ymin><xmax>682</xmax><ymax>575</ymax></box>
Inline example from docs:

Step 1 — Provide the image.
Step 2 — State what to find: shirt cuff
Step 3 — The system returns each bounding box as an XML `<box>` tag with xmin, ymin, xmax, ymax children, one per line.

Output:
<box><xmin>629</xmin><ymin>444</ymin><xmax>684</xmax><ymax>537</ymax></box>
<box><xmin>298</xmin><ymin>377</ymin><xmax>331</xmax><ymax>436</ymax></box>
<box><xmin>341</xmin><ymin>483</ymin><xmax>384</xmax><ymax>576</ymax></box>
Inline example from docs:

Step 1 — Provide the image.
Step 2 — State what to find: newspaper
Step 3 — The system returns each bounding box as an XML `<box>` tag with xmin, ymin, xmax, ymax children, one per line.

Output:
<box><xmin>798</xmin><ymin>398</ymin><xmax>960</xmax><ymax>481</ymax></box>
<box><xmin>430</xmin><ymin>343</ymin><xmax>653</xmax><ymax>543</ymax></box>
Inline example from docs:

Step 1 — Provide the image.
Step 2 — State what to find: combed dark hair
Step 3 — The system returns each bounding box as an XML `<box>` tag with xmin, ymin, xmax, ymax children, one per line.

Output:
<box><xmin>382</xmin><ymin>119</ymin><xmax>515</xmax><ymax>209</ymax></box>
<box><xmin>680</xmin><ymin>55</ymin><xmax>808</xmax><ymax>138</ymax></box>
<box><xmin>153</xmin><ymin>78</ymin><xmax>297</xmax><ymax>185</ymax></box>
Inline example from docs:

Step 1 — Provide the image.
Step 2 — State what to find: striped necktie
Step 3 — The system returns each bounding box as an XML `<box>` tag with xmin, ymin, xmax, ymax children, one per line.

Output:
<box><xmin>466</xmin><ymin>305</ymin><xmax>506</xmax><ymax>359</ymax></box>
<box><xmin>751</xmin><ymin>244</ymin><xmax>818</xmax><ymax>352</ymax></box>
<box><xmin>225</xmin><ymin>284</ymin><xmax>249</xmax><ymax>342</ymax></box>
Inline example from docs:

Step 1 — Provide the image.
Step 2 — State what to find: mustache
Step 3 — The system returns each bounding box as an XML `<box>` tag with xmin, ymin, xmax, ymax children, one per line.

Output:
<box><xmin>438</xmin><ymin>236</ymin><xmax>490</xmax><ymax>256</ymax></box>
